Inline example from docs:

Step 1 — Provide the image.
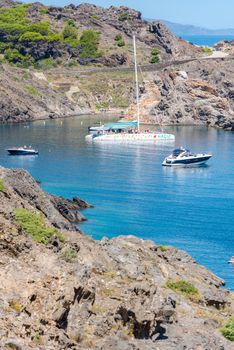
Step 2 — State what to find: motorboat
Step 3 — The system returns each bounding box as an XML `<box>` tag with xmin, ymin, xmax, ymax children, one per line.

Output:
<box><xmin>88</xmin><ymin>125</ymin><xmax>111</xmax><ymax>134</ymax></box>
<box><xmin>228</xmin><ymin>256</ymin><xmax>234</xmax><ymax>264</ymax></box>
<box><xmin>162</xmin><ymin>148</ymin><xmax>212</xmax><ymax>166</ymax></box>
<box><xmin>7</xmin><ymin>146</ymin><xmax>39</xmax><ymax>155</ymax></box>
<box><xmin>85</xmin><ymin>35</ymin><xmax>175</xmax><ymax>144</ymax></box>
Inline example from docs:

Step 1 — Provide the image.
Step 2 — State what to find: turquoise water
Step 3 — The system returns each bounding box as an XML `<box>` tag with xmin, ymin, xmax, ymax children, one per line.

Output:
<box><xmin>0</xmin><ymin>116</ymin><xmax>233</xmax><ymax>290</ymax></box>
<box><xmin>182</xmin><ymin>35</ymin><xmax>234</xmax><ymax>46</ymax></box>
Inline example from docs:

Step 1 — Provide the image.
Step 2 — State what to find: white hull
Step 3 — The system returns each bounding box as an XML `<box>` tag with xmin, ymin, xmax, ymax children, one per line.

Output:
<box><xmin>86</xmin><ymin>133</ymin><xmax>175</xmax><ymax>143</ymax></box>
<box><xmin>162</xmin><ymin>152</ymin><xmax>212</xmax><ymax>167</ymax></box>
<box><xmin>162</xmin><ymin>159</ymin><xmax>209</xmax><ymax>167</ymax></box>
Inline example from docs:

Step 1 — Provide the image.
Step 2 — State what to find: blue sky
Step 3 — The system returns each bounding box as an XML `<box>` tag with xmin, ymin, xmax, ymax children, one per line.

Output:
<box><xmin>39</xmin><ymin>0</ymin><xmax>234</xmax><ymax>29</ymax></box>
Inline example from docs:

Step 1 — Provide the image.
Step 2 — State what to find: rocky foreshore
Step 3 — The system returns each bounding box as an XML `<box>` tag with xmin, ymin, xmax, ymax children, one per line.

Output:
<box><xmin>0</xmin><ymin>166</ymin><xmax>233</xmax><ymax>349</ymax></box>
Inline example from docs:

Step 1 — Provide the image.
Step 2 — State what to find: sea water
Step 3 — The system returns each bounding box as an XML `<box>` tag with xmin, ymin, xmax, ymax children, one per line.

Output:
<box><xmin>181</xmin><ymin>35</ymin><xmax>234</xmax><ymax>46</ymax></box>
<box><xmin>0</xmin><ymin>116</ymin><xmax>233</xmax><ymax>290</ymax></box>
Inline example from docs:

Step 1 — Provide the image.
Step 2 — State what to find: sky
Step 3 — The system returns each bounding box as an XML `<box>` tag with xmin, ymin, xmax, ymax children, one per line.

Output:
<box><xmin>39</xmin><ymin>0</ymin><xmax>234</xmax><ymax>29</ymax></box>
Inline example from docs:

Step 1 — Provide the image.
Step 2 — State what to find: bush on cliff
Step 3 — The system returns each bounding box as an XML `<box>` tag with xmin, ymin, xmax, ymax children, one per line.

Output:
<box><xmin>79</xmin><ymin>29</ymin><xmax>102</xmax><ymax>58</ymax></box>
<box><xmin>0</xmin><ymin>179</ymin><xmax>5</xmax><ymax>192</ymax></box>
<box><xmin>167</xmin><ymin>279</ymin><xmax>200</xmax><ymax>301</ymax></box>
<box><xmin>118</xmin><ymin>12</ymin><xmax>129</xmax><ymax>22</ymax></box>
<box><xmin>221</xmin><ymin>316</ymin><xmax>234</xmax><ymax>341</ymax></box>
<box><xmin>15</xmin><ymin>208</ymin><xmax>65</xmax><ymax>244</ymax></box>
<box><xmin>4</xmin><ymin>48</ymin><xmax>29</xmax><ymax>64</ymax></box>
<box><xmin>62</xmin><ymin>24</ymin><xmax>79</xmax><ymax>47</ymax></box>
<box><xmin>19</xmin><ymin>32</ymin><xmax>44</xmax><ymax>42</ymax></box>
<box><xmin>115</xmin><ymin>34</ymin><xmax>125</xmax><ymax>47</ymax></box>
<box><xmin>0</xmin><ymin>4</ymin><xmax>65</xmax><ymax>63</ymax></box>
<box><xmin>150</xmin><ymin>48</ymin><xmax>160</xmax><ymax>64</ymax></box>
<box><xmin>0</xmin><ymin>4</ymin><xmax>103</xmax><ymax>64</ymax></box>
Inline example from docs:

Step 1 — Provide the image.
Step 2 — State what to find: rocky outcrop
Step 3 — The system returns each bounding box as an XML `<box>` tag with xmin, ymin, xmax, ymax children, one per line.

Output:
<box><xmin>127</xmin><ymin>59</ymin><xmax>234</xmax><ymax>130</ymax></box>
<box><xmin>0</xmin><ymin>65</ymin><xmax>81</xmax><ymax>123</ymax></box>
<box><xmin>0</xmin><ymin>167</ymin><xmax>233</xmax><ymax>349</ymax></box>
<box><xmin>0</xmin><ymin>167</ymin><xmax>90</xmax><ymax>231</ymax></box>
<box><xmin>214</xmin><ymin>40</ymin><xmax>234</xmax><ymax>55</ymax></box>
<box><xmin>0</xmin><ymin>2</ymin><xmax>233</xmax><ymax>129</ymax></box>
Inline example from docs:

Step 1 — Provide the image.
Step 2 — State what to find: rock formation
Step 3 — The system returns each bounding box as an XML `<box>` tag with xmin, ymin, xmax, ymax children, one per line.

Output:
<box><xmin>0</xmin><ymin>166</ymin><xmax>233</xmax><ymax>349</ymax></box>
<box><xmin>0</xmin><ymin>1</ymin><xmax>233</xmax><ymax>129</ymax></box>
<box><xmin>127</xmin><ymin>59</ymin><xmax>234</xmax><ymax>130</ymax></box>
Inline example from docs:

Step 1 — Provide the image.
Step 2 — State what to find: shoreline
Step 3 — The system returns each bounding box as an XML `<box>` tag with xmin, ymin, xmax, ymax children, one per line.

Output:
<box><xmin>0</xmin><ymin>111</ymin><xmax>233</xmax><ymax>131</ymax></box>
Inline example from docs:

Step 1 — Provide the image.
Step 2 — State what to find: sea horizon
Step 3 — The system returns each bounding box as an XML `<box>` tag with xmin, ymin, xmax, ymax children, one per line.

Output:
<box><xmin>181</xmin><ymin>34</ymin><xmax>234</xmax><ymax>46</ymax></box>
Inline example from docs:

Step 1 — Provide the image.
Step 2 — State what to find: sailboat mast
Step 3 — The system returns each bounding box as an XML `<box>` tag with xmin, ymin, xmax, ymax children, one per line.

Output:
<box><xmin>133</xmin><ymin>35</ymin><xmax>140</xmax><ymax>132</ymax></box>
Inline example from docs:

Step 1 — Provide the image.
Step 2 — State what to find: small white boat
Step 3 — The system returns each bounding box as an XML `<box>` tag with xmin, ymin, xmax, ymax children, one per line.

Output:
<box><xmin>228</xmin><ymin>256</ymin><xmax>234</xmax><ymax>264</ymax></box>
<box><xmin>162</xmin><ymin>148</ymin><xmax>212</xmax><ymax>166</ymax></box>
<box><xmin>7</xmin><ymin>146</ymin><xmax>39</xmax><ymax>156</ymax></box>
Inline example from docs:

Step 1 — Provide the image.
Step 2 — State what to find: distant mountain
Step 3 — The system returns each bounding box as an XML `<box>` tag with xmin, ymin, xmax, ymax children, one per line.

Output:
<box><xmin>153</xmin><ymin>20</ymin><xmax>234</xmax><ymax>36</ymax></box>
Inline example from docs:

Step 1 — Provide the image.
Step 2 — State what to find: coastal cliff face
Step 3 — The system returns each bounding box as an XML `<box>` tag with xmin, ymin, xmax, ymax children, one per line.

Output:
<box><xmin>0</xmin><ymin>167</ymin><xmax>233</xmax><ymax>349</ymax></box>
<box><xmin>0</xmin><ymin>1</ymin><xmax>233</xmax><ymax>129</ymax></box>
<box><xmin>127</xmin><ymin>59</ymin><xmax>234</xmax><ymax>130</ymax></box>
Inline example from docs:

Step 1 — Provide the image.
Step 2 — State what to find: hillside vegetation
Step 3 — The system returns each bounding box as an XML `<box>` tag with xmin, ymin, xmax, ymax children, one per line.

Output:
<box><xmin>0</xmin><ymin>0</ymin><xmax>201</xmax><ymax>69</ymax></box>
<box><xmin>0</xmin><ymin>2</ymin><xmax>102</xmax><ymax>67</ymax></box>
<box><xmin>0</xmin><ymin>1</ymin><xmax>233</xmax><ymax>131</ymax></box>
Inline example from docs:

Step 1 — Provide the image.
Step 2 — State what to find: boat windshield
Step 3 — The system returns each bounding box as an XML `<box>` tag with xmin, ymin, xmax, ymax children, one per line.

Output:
<box><xmin>172</xmin><ymin>149</ymin><xmax>187</xmax><ymax>157</ymax></box>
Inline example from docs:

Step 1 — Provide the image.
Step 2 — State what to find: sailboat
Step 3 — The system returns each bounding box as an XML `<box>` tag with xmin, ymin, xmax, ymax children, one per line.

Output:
<box><xmin>85</xmin><ymin>35</ymin><xmax>175</xmax><ymax>143</ymax></box>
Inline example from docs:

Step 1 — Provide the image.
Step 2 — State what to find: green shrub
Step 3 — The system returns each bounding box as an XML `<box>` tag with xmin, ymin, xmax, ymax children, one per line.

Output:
<box><xmin>166</xmin><ymin>279</ymin><xmax>199</xmax><ymax>299</ymax></box>
<box><xmin>19</xmin><ymin>32</ymin><xmax>44</xmax><ymax>42</ymax></box>
<box><xmin>0</xmin><ymin>5</ymin><xmax>50</xmax><ymax>64</ymax></box>
<box><xmin>203</xmin><ymin>46</ymin><xmax>213</xmax><ymax>55</ymax></box>
<box><xmin>158</xmin><ymin>245</ymin><xmax>168</xmax><ymax>252</ymax></box>
<box><xmin>39</xmin><ymin>8</ymin><xmax>49</xmax><ymax>15</ymax></box>
<box><xmin>0</xmin><ymin>42</ymin><xmax>12</xmax><ymax>53</ymax></box>
<box><xmin>0</xmin><ymin>179</ymin><xmax>5</xmax><ymax>192</ymax></box>
<box><xmin>62</xmin><ymin>24</ymin><xmax>79</xmax><ymax>47</ymax></box>
<box><xmin>96</xmin><ymin>102</ymin><xmax>109</xmax><ymax>110</ymax></box>
<box><xmin>221</xmin><ymin>316</ymin><xmax>234</xmax><ymax>341</ymax></box>
<box><xmin>34</xmin><ymin>57</ymin><xmax>57</xmax><ymax>69</ymax></box>
<box><xmin>61</xmin><ymin>248</ymin><xmax>78</xmax><ymax>262</ymax></box>
<box><xmin>64</xmin><ymin>36</ymin><xmax>79</xmax><ymax>47</ymax></box>
<box><xmin>79</xmin><ymin>29</ymin><xmax>102</xmax><ymax>58</ymax></box>
<box><xmin>117</xmin><ymin>38</ymin><xmax>125</xmax><ymax>47</ymax></box>
<box><xmin>63</xmin><ymin>18</ymin><xmax>76</xmax><ymax>27</ymax></box>
<box><xmin>4</xmin><ymin>48</ymin><xmax>27</xmax><ymax>63</ymax></box>
<box><xmin>27</xmin><ymin>21</ymin><xmax>50</xmax><ymax>36</ymax></box>
<box><xmin>47</xmin><ymin>33</ymin><xmax>62</xmax><ymax>42</ymax></box>
<box><xmin>118</xmin><ymin>12</ymin><xmax>129</xmax><ymax>22</ymax></box>
<box><xmin>9</xmin><ymin>300</ymin><xmax>21</xmax><ymax>312</ymax></box>
<box><xmin>62</xmin><ymin>24</ymin><xmax>77</xmax><ymax>40</ymax></box>
<box><xmin>150</xmin><ymin>48</ymin><xmax>160</xmax><ymax>64</ymax></box>
<box><xmin>115</xmin><ymin>34</ymin><xmax>122</xmax><ymax>41</ymax></box>
<box><xmin>14</xmin><ymin>208</ymin><xmax>65</xmax><ymax>244</ymax></box>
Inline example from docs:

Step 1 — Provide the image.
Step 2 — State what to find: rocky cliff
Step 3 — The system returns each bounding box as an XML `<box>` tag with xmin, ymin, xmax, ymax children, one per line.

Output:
<box><xmin>0</xmin><ymin>1</ymin><xmax>233</xmax><ymax>130</ymax></box>
<box><xmin>127</xmin><ymin>58</ymin><xmax>234</xmax><ymax>130</ymax></box>
<box><xmin>0</xmin><ymin>167</ymin><xmax>233</xmax><ymax>349</ymax></box>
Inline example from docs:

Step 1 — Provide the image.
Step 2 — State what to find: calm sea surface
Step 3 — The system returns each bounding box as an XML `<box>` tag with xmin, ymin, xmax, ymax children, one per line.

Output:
<box><xmin>0</xmin><ymin>116</ymin><xmax>233</xmax><ymax>290</ymax></box>
<box><xmin>181</xmin><ymin>35</ymin><xmax>234</xmax><ymax>46</ymax></box>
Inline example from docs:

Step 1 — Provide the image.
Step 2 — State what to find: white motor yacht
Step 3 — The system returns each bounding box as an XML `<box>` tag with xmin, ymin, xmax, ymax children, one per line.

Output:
<box><xmin>7</xmin><ymin>146</ymin><xmax>39</xmax><ymax>155</ymax></box>
<box><xmin>162</xmin><ymin>148</ymin><xmax>212</xmax><ymax>166</ymax></box>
